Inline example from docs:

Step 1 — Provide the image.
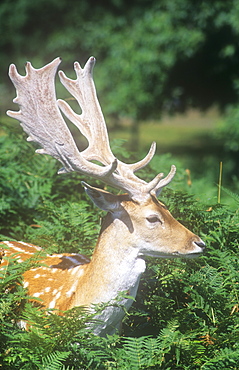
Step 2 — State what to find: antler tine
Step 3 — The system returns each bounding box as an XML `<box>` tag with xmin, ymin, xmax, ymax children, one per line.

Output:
<box><xmin>7</xmin><ymin>58</ymin><xmax>70</xmax><ymax>154</ymax></box>
<box><xmin>151</xmin><ymin>165</ymin><xmax>177</xmax><ymax>196</ymax></box>
<box><xmin>127</xmin><ymin>141</ymin><xmax>156</xmax><ymax>172</ymax></box>
<box><xmin>58</xmin><ymin>57</ymin><xmax>115</xmax><ymax>165</ymax></box>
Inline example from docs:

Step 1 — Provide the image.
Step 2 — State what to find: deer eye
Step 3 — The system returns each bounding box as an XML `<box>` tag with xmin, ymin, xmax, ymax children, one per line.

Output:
<box><xmin>146</xmin><ymin>215</ymin><xmax>162</xmax><ymax>224</ymax></box>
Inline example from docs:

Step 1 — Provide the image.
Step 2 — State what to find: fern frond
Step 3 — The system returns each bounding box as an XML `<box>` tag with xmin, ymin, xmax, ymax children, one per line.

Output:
<box><xmin>41</xmin><ymin>351</ymin><xmax>70</xmax><ymax>370</ymax></box>
<box><xmin>201</xmin><ymin>347</ymin><xmax>239</xmax><ymax>369</ymax></box>
<box><xmin>121</xmin><ymin>336</ymin><xmax>151</xmax><ymax>369</ymax></box>
<box><xmin>221</xmin><ymin>186</ymin><xmax>239</xmax><ymax>205</ymax></box>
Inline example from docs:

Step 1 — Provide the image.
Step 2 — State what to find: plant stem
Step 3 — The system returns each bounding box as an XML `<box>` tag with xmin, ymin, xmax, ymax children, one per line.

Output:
<box><xmin>218</xmin><ymin>161</ymin><xmax>223</xmax><ymax>204</ymax></box>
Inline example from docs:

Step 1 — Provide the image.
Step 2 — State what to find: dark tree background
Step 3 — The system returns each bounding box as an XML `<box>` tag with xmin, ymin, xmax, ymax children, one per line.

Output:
<box><xmin>1</xmin><ymin>0</ymin><xmax>239</xmax><ymax>120</ymax></box>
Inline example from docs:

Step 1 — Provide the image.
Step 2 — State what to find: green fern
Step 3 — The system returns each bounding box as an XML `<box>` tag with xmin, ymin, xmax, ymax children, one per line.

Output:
<box><xmin>116</xmin><ymin>336</ymin><xmax>154</xmax><ymax>369</ymax></box>
<box><xmin>201</xmin><ymin>347</ymin><xmax>239</xmax><ymax>369</ymax></box>
<box><xmin>220</xmin><ymin>186</ymin><xmax>239</xmax><ymax>204</ymax></box>
<box><xmin>41</xmin><ymin>351</ymin><xmax>71</xmax><ymax>370</ymax></box>
<box><xmin>23</xmin><ymin>199</ymin><xmax>100</xmax><ymax>254</ymax></box>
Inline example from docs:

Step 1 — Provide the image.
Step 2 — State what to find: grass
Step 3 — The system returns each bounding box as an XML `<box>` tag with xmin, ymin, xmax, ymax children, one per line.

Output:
<box><xmin>109</xmin><ymin>107</ymin><xmax>220</xmax><ymax>153</ymax></box>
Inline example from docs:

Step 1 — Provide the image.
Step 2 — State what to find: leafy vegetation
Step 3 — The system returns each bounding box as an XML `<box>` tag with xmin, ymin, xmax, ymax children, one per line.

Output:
<box><xmin>0</xmin><ymin>122</ymin><xmax>238</xmax><ymax>369</ymax></box>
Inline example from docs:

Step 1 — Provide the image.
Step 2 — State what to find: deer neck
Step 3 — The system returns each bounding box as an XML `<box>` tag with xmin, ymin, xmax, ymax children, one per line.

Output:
<box><xmin>73</xmin><ymin>212</ymin><xmax>146</xmax><ymax>308</ymax></box>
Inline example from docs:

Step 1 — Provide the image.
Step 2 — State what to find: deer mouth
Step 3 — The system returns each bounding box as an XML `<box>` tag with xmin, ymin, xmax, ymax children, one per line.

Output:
<box><xmin>172</xmin><ymin>241</ymin><xmax>206</xmax><ymax>258</ymax></box>
<box><xmin>142</xmin><ymin>240</ymin><xmax>205</xmax><ymax>259</ymax></box>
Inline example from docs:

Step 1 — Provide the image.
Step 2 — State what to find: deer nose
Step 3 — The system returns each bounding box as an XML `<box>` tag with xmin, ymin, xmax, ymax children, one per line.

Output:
<box><xmin>194</xmin><ymin>241</ymin><xmax>206</xmax><ymax>252</ymax></box>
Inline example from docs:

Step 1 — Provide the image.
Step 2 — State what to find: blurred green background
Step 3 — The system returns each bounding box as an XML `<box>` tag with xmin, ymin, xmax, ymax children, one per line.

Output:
<box><xmin>1</xmin><ymin>0</ymin><xmax>239</xmax><ymax>206</ymax></box>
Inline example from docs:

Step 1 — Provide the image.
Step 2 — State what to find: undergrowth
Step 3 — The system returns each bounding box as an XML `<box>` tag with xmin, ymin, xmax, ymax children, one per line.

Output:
<box><xmin>0</xmin><ymin>123</ymin><xmax>238</xmax><ymax>369</ymax></box>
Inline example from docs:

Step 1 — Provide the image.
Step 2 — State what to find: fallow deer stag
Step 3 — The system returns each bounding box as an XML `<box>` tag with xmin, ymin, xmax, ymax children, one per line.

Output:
<box><xmin>1</xmin><ymin>57</ymin><xmax>205</xmax><ymax>335</ymax></box>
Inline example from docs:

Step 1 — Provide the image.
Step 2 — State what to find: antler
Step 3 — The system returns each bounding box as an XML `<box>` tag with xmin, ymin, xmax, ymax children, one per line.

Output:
<box><xmin>7</xmin><ymin>57</ymin><xmax>176</xmax><ymax>200</ymax></box>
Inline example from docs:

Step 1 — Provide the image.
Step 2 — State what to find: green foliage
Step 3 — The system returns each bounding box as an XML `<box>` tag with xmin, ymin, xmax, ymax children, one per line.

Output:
<box><xmin>0</xmin><ymin>122</ymin><xmax>100</xmax><ymax>246</ymax></box>
<box><xmin>0</xmin><ymin>123</ymin><xmax>58</xmax><ymax>238</ymax></box>
<box><xmin>217</xmin><ymin>106</ymin><xmax>239</xmax><ymax>153</ymax></box>
<box><xmin>113</xmin><ymin>320</ymin><xmax>205</xmax><ymax>369</ymax></box>
<box><xmin>41</xmin><ymin>351</ymin><xmax>72</xmax><ymax>370</ymax></box>
<box><xmin>23</xmin><ymin>200</ymin><xmax>100</xmax><ymax>255</ymax></box>
<box><xmin>201</xmin><ymin>347</ymin><xmax>239</xmax><ymax>369</ymax></box>
<box><xmin>215</xmin><ymin>106</ymin><xmax>239</xmax><ymax>184</ymax></box>
<box><xmin>0</xmin><ymin>127</ymin><xmax>239</xmax><ymax>369</ymax></box>
<box><xmin>3</xmin><ymin>304</ymin><xmax>99</xmax><ymax>369</ymax></box>
<box><xmin>0</xmin><ymin>251</ymin><xmax>30</xmax><ymax>326</ymax></box>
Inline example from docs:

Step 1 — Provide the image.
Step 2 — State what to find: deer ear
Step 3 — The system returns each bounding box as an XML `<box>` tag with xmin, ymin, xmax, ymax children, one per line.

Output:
<box><xmin>81</xmin><ymin>182</ymin><xmax>120</xmax><ymax>212</ymax></box>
